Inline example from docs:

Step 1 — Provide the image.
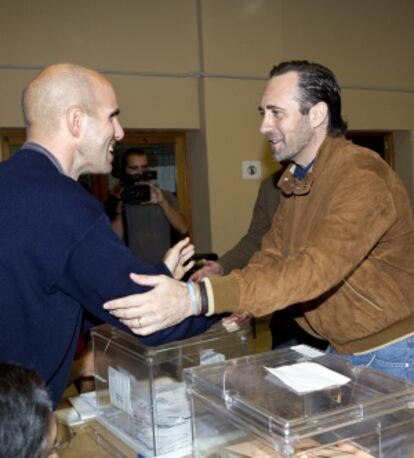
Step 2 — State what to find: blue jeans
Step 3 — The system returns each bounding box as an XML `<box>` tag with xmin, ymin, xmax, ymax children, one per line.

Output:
<box><xmin>326</xmin><ymin>336</ymin><xmax>414</xmax><ymax>383</ymax></box>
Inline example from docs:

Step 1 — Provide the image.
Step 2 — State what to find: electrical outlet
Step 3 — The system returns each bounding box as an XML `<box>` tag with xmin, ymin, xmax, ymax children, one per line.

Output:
<box><xmin>242</xmin><ymin>161</ymin><xmax>261</xmax><ymax>179</ymax></box>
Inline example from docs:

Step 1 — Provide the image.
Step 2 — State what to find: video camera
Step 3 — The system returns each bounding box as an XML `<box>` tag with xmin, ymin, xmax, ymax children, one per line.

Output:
<box><xmin>120</xmin><ymin>170</ymin><xmax>157</xmax><ymax>205</ymax></box>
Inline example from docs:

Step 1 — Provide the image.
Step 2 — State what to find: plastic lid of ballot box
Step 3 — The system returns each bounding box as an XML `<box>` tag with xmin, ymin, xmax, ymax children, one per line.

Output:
<box><xmin>91</xmin><ymin>321</ymin><xmax>249</xmax><ymax>457</ymax></box>
<box><xmin>184</xmin><ymin>345</ymin><xmax>414</xmax><ymax>458</ymax></box>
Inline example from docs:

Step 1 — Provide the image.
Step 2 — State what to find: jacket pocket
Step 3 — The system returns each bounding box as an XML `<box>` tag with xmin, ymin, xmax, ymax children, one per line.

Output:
<box><xmin>306</xmin><ymin>265</ymin><xmax>411</xmax><ymax>345</ymax></box>
<box><xmin>343</xmin><ymin>280</ymin><xmax>383</xmax><ymax>312</ymax></box>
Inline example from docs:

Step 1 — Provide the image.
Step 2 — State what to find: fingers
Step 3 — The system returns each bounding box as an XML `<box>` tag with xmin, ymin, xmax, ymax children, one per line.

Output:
<box><xmin>189</xmin><ymin>272</ymin><xmax>199</xmax><ymax>281</ymax></box>
<box><xmin>128</xmin><ymin>323</ymin><xmax>166</xmax><ymax>336</ymax></box>
<box><xmin>119</xmin><ymin>306</ymin><xmax>164</xmax><ymax>333</ymax></box>
<box><xmin>163</xmin><ymin>238</ymin><xmax>193</xmax><ymax>266</ymax></box>
<box><xmin>104</xmin><ymin>274</ymin><xmax>177</xmax><ymax>313</ymax></box>
<box><xmin>129</xmin><ymin>273</ymin><xmax>165</xmax><ymax>286</ymax></box>
<box><xmin>164</xmin><ymin>237</ymin><xmax>195</xmax><ymax>279</ymax></box>
<box><xmin>189</xmin><ymin>261</ymin><xmax>222</xmax><ymax>281</ymax></box>
<box><xmin>121</xmin><ymin>316</ymin><xmax>143</xmax><ymax>329</ymax></box>
<box><xmin>119</xmin><ymin>303</ymin><xmax>182</xmax><ymax>336</ymax></box>
<box><xmin>180</xmin><ymin>245</ymin><xmax>195</xmax><ymax>264</ymax></box>
<box><xmin>190</xmin><ymin>267</ymin><xmax>207</xmax><ymax>281</ymax></box>
<box><xmin>104</xmin><ymin>294</ymin><xmax>142</xmax><ymax>312</ymax></box>
<box><xmin>174</xmin><ymin>237</ymin><xmax>193</xmax><ymax>254</ymax></box>
<box><xmin>221</xmin><ymin>313</ymin><xmax>251</xmax><ymax>333</ymax></box>
<box><xmin>170</xmin><ymin>239</ymin><xmax>185</xmax><ymax>252</ymax></box>
<box><xmin>221</xmin><ymin>319</ymin><xmax>241</xmax><ymax>333</ymax></box>
<box><xmin>183</xmin><ymin>259</ymin><xmax>195</xmax><ymax>273</ymax></box>
<box><xmin>104</xmin><ymin>274</ymin><xmax>191</xmax><ymax>335</ymax></box>
<box><xmin>103</xmin><ymin>275</ymin><xmax>167</xmax><ymax>312</ymax></box>
<box><xmin>105</xmin><ymin>303</ymin><xmax>143</xmax><ymax>319</ymax></box>
<box><xmin>177</xmin><ymin>236</ymin><xmax>190</xmax><ymax>247</ymax></box>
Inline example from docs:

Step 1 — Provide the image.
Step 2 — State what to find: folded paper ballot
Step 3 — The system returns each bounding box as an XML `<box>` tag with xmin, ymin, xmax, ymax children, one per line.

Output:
<box><xmin>265</xmin><ymin>362</ymin><xmax>351</xmax><ymax>394</ymax></box>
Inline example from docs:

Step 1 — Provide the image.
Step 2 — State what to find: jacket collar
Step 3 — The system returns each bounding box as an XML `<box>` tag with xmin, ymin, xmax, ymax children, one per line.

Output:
<box><xmin>278</xmin><ymin>135</ymin><xmax>349</xmax><ymax>196</ymax></box>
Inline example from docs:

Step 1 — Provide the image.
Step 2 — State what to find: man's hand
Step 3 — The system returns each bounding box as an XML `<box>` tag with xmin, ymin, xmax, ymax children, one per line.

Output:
<box><xmin>145</xmin><ymin>184</ymin><xmax>188</xmax><ymax>235</ymax></box>
<box><xmin>103</xmin><ymin>274</ymin><xmax>193</xmax><ymax>335</ymax></box>
<box><xmin>190</xmin><ymin>260</ymin><xmax>224</xmax><ymax>281</ymax></box>
<box><xmin>146</xmin><ymin>183</ymin><xmax>164</xmax><ymax>205</ymax></box>
<box><xmin>164</xmin><ymin>237</ymin><xmax>195</xmax><ymax>279</ymax></box>
<box><xmin>221</xmin><ymin>313</ymin><xmax>251</xmax><ymax>332</ymax></box>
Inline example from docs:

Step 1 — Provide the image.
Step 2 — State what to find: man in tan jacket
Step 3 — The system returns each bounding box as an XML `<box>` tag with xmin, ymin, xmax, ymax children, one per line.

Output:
<box><xmin>105</xmin><ymin>61</ymin><xmax>414</xmax><ymax>383</ymax></box>
<box><xmin>191</xmin><ymin>170</ymin><xmax>326</xmax><ymax>350</ymax></box>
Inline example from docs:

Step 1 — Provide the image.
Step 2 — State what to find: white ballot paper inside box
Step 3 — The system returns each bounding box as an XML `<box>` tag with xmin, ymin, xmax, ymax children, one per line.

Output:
<box><xmin>265</xmin><ymin>361</ymin><xmax>351</xmax><ymax>394</ymax></box>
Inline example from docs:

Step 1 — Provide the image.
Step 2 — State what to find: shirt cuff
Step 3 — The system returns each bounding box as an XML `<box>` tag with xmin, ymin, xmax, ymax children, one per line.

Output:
<box><xmin>204</xmin><ymin>274</ymin><xmax>240</xmax><ymax>315</ymax></box>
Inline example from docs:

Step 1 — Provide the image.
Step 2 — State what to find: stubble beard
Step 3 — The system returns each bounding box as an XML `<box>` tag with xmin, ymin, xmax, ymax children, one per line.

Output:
<box><xmin>271</xmin><ymin>117</ymin><xmax>313</xmax><ymax>164</ymax></box>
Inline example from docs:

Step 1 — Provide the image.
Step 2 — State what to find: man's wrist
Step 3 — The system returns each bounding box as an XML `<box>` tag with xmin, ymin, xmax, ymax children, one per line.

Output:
<box><xmin>186</xmin><ymin>280</ymin><xmax>213</xmax><ymax>316</ymax></box>
<box><xmin>199</xmin><ymin>281</ymin><xmax>209</xmax><ymax>315</ymax></box>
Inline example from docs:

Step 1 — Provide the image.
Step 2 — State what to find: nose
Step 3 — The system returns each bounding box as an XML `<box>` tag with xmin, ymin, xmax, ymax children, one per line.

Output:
<box><xmin>114</xmin><ymin>118</ymin><xmax>124</xmax><ymax>141</ymax></box>
<box><xmin>259</xmin><ymin>112</ymin><xmax>272</xmax><ymax>135</ymax></box>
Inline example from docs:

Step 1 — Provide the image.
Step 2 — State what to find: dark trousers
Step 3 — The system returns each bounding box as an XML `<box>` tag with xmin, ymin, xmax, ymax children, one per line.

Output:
<box><xmin>269</xmin><ymin>307</ymin><xmax>327</xmax><ymax>351</ymax></box>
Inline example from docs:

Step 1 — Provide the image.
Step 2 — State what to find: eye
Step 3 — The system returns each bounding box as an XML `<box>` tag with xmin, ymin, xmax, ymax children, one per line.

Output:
<box><xmin>271</xmin><ymin>109</ymin><xmax>283</xmax><ymax>119</ymax></box>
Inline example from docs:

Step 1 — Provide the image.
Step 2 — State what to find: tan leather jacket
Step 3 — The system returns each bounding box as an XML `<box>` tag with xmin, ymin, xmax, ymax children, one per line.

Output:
<box><xmin>210</xmin><ymin>136</ymin><xmax>414</xmax><ymax>354</ymax></box>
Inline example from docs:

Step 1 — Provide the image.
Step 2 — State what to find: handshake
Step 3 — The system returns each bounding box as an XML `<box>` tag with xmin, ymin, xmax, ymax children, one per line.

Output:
<box><xmin>103</xmin><ymin>238</ymin><xmax>249</xmax><ymax>336</ymax></box>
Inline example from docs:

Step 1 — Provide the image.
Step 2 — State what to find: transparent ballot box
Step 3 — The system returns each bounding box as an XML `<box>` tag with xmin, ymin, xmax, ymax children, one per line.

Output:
<box><xmin>184</xmin><ymin>345</ymin><xmax>414</xmax><ymax>457</ymax></box>
<box><xmin>91</xmin><ymin>322</ymin><xmax>249</xmax><ymax>457</ymax></box>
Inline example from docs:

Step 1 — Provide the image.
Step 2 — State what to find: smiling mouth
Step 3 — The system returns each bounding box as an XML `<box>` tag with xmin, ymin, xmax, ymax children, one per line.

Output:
<box><xmin>269</xmin><ymin>138</ymin><xmax>283</xmax><ymax>146</ymax></box>
<box><xmin>109</xmin><ymin>141</ymin><xmax>116</xmax><ymax>154</ymax></box>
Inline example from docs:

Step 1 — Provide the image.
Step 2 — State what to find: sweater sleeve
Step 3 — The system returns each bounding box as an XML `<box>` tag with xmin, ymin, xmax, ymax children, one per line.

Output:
<box><xmin>55</xmin><ymin>214</ymin><xmax>220</xmax><ymax>345</ymax></box>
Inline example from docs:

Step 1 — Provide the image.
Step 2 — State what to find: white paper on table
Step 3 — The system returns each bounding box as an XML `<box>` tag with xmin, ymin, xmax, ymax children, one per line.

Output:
<box><xmin>69</xmin><ymin>394</ymin><xmax>98</xmax><ymax>421</ymax></box>
<box><xmin>265</xmin><ymin>362</ymin><xmax>351</xmax><ymax>394</ymax></box>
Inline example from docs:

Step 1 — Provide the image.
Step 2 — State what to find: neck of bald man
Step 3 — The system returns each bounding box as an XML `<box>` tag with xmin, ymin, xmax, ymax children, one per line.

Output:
<box><xmin>25</xmin><ymin>130</ymin><xmax>77</xmax><ymax>179</ymax></box>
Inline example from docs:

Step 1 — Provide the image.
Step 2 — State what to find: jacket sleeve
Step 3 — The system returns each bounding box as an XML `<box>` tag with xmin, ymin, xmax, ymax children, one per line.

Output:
<box><xmin>55</xmin><ymin>215</ymin><xmax>220</xmax><ymax>345</ymax></box>
<box><xmin>210</xmin><ymin>166</ymin><xmax>397</xmax><ymax>317</ymax></box>
<box><xmin>219</xmin><ymin>176</ymin><xmax>281</xmax><ymax>274</ymax></box>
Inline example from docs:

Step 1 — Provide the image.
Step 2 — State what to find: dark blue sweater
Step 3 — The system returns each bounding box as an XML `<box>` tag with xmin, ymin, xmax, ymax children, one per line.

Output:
<box><xmin>0</xmin><ymin>148</ymin><xmax>217</xmax><ymax>406</ymax></box>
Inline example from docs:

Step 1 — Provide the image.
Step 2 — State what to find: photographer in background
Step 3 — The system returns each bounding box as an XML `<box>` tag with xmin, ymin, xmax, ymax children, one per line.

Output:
<box><xmin>107</xmin><ymin>148</ymin><xmax>188</xmax><ymax>264</ymax></box>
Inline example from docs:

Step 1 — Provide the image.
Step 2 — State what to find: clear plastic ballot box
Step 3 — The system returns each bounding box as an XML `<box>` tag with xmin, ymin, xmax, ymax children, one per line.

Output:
<box><xmin>91</xmin><ymin>321</ymin><xmax>249</xmax><ymax>457</ymax></box>
<box><xmin>184</xmin><ymin>345</ymin><xmax>414</xmax><ymax>457</ymax></box>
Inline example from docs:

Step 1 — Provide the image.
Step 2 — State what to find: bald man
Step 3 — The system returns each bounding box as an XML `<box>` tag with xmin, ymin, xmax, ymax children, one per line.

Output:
<box><xmin>0</xmin><ymin>63</ymin><xmax>218</xmax><ymax>406</ymax></box>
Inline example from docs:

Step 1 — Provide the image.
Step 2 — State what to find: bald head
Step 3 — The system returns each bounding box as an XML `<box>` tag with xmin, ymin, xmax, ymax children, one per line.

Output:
<box><xmin>22</xmin><ymin>63</ymin><xmax>108</xmax><ymax>135</ymax></box>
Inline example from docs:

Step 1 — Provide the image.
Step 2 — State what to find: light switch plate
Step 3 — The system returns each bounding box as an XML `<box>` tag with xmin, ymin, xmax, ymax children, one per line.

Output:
<box><xmin>242</xmin><ymin>161</ymin><xmax>261</xmax><ymax>179</ymax></box>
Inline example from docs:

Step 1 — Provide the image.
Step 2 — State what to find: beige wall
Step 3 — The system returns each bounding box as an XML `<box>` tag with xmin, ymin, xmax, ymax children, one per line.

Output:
<box><xmin>0</xmin><ymin>0</ymin><xmax>413</xmax><ymax>255</ymax></box>
<box><xmin>0</xmin><ymin>0</ymin><xmax>200</xmax><ymax>129</ymax></box>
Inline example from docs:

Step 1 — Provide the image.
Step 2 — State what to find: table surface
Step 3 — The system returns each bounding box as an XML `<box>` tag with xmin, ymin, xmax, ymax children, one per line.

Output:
<box><xmin>59</xmin><ymin>420</ymin><xmax>138</xmax><ymax>458</ymax></box>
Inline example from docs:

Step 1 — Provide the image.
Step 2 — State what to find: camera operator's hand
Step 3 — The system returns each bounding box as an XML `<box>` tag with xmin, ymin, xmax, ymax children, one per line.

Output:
<box><xmin>144</xmin><ymin>183</ymin><xmax>164</xmax><ymax>205</ymax></box>
<box><xmin>164</xmin><ymin>237</ymin><xmax>195</xmax><ymax>280</ymax></box>
<box><xmin>144</xmin><ymin>184</ymin><xmax>188</xmax><ymax>235</ymax></box>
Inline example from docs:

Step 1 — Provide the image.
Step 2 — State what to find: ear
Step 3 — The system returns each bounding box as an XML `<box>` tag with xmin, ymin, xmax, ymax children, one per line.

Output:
<box><xmin>66</xmin><ymin>105</ymin><xmax>85</xmax><ymax>138</ymax></box>
<box><xmin>309</xmin><ymin>101</ymin><xmax>328</xmax><ymax>129</ymax></box>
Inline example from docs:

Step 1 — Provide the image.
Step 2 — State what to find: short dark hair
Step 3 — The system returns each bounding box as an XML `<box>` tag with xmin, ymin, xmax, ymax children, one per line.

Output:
<box><xmin>270</xmin><ymin>60</ymin><xmax>347</xmax><ymax>136</ymax></box>
<box><xmin>121</xmin><ymin>148</ymin><xmax>156</xmax><ymax>170</ymax></box>
<box><xmin>0</xmin><ymin>364</ymin><xmax>53</xmax><ymax>458</ymax></box>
